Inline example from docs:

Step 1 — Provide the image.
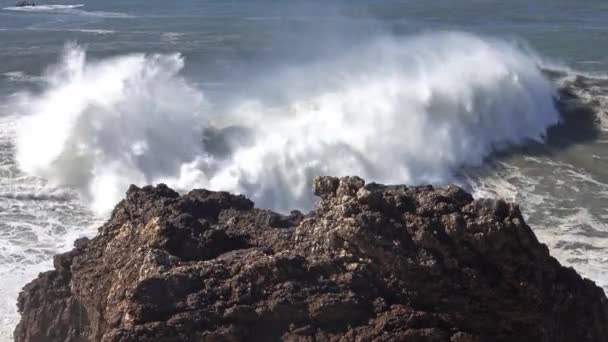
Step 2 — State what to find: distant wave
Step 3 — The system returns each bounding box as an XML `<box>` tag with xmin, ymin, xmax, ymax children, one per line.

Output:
<box><xmin>2</xmin><ymin>71</ymin><xmax>41</xmax><ymax>83</ymax></box>
<box><xmin>3</xmin><ymin>4</ymin><xmax>84</xmax><ymax>11</ymax></box>
<box><xmin>13</xmin><ymin>32</ymin><xmax>561</xmax><ymax>214</ymax></box>
<box><xmin>0</xmin><ymin>191</ymin><xmax>74</xmax><ymax>202</ymax></box>
<box><xmin>71</xmin><ymin>28</ymin><xmax>115</xmax><ymax>34</ymax></box>
<box><xmin>161</xmin><ymin>32</ymin><xmax>185</xmax><ymax>43</ymax></box>
<box><xmin>3</xmin><ymin>4</ymin><xmax>132</xmax><ymax>18</ymax></box>
<box><xmin>42</xmin><ymin>28</ymin><xmax>116</xmax><ymax>34</ymax></box>
<box><xmin>556</xmin><ymin>72</ymin><xmax>608</xmax><ymax>130</ymax></box>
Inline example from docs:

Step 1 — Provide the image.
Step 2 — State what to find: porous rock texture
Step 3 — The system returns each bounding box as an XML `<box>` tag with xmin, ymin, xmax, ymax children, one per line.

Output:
<box><xmin>14</xmin><ymin>176</ymin><xmax>608</xmax><ymax>341</ymax></box>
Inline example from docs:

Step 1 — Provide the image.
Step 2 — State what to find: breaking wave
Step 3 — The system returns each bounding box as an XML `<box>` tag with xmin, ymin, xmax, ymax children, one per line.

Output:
<box><xmin>3</xmin><ymin>4</ymin><xmax>84</xmax><ymax>11</ymax></box>
<box><xmin>3</xmin><ymin>4</ymin><xmax>131</xmax><ymax>18</ymax></box>
<box><xmin>14</xmin><ymin>32</ymin><xmax>561</xmax><ymax>213</ymax></box>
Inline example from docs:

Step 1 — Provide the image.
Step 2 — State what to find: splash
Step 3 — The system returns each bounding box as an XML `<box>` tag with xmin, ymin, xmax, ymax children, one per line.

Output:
<box><xmin>15</xmin><ymin>32</ymin><xmax>561</xmax><ymax>213</ymax></box>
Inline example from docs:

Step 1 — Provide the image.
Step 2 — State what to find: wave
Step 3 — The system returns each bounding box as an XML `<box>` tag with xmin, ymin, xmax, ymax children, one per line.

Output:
<box><xmin>557</xmin><ymin>73</ymin><xmax>608</xmax><ymax>128</ymax></box>
<box><xmin>70</xmin><ymin>28</ymin><xmax>115</xmax><ymax>34</ymax></box>
<box><xmin>44</xmin><ymin>28</ymin><xmax>117</xmax><ymax>34</ymax></box>
<box><xmin>13</xmin><ymin>32</ymin><xmax>561</xmax><ymax>214</ymax></box>
<box><xmin>3</xmin><ymin>71</ymin><xmax>41</xmax><ymax>83</ymax></box>
<box><xmin>3</xmin><ymin>4</ymin><xmax>132</xmax><ymax>18</ymax></box>
<box><xmin>3</xmin><ymin>4</ymin><xmax>83</xmax><ymax>11</ymax></box>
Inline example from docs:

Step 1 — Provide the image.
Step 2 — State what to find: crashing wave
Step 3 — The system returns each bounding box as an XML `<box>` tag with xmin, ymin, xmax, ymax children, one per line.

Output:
<box><xmin>13</xmin><ymin>32</ymin><xmax>561</xmax><ymax>214</ymax></box>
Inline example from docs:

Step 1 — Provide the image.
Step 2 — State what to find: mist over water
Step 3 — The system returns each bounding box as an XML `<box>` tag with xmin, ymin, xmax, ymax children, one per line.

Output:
<box><xmin>15</xmin><ymin>32</ymin><xmax>560</xmax><ymax>213</ymax></box>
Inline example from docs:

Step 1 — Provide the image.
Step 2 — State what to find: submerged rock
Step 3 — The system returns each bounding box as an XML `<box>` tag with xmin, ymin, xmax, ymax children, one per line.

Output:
<box><xmin>14</xmin><ymin>177</ymin><xmax>608</xmax><ymax>341</ymax></box>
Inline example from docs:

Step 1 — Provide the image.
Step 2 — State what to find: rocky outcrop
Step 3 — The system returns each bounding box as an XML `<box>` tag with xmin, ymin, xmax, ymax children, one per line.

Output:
<box><xmin>14</xmin><ymin>177</ymin><xmax>608</xmax><ymax>341</ymax></box>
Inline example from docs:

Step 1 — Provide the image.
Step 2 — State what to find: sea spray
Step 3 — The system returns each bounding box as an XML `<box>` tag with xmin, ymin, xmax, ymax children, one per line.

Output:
<box><xmin>14</xmin><ymin>32</ymin><xmax>561</xmax><ymax>214</ymax></box>
<box><xmin>15</xmin><ymin>45</ymin><xmax>207</xmax><ymax>213</ymax></box>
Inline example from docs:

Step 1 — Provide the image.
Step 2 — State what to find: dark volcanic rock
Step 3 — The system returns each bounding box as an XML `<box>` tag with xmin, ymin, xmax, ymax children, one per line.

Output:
<box><xmin>14</xmin><ymin>177</ymin><xmax>608</xmax><ymax>342</ymax></box>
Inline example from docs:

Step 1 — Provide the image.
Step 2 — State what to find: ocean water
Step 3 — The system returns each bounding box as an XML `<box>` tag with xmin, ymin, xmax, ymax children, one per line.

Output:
<box><xmin>1</xmin><ymin>0</ymin><xmax>608</xmax><ymax>339</ymax></box>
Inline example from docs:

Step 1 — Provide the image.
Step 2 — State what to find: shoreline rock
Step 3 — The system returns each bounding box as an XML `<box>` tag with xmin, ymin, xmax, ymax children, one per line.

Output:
<box><xmin>14</xmin><ymin>176</ymin><xmax>608</xmax><ymax>341</ymax></box>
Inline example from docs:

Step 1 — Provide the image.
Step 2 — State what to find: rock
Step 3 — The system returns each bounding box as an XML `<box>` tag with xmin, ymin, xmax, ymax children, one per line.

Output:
<box><xmin>312</xmin><ymin>176</ymin><xmax>339</xmax><ymax>197</ymax></box>
<box><xmin>14</xmin><ymin>1</ymin><xmax>35</xmax><ymax>7</ymax></box>
<box><xmin>14</xmin><ymin>177</ymin><xmax>608</xmax><ymax>341</ymax></box>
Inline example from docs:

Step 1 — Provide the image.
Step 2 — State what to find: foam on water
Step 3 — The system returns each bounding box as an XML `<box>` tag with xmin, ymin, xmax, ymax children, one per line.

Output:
<box><xmin>44</xmin><ymin>28</ymin><xmax>117</xmax><ymax>34</ymax></box>
<box><xmin>471</xmin><ymin>157</ymin><xmax>608</xmax><ymax>293</ymax></box>
<box><xmin>2</xmin><ymin>4</ymin><xmax>132</xmax><ymax>18</ymax></box>
<box><xmin>2</xmin><ymin>71</ymin><xmax>41</xmax><ymax>83</ymax></box>
<box><xmin>3</xmin><ymin>4</ymin><xmax>84</xmax><ymax>11</ymax></box>
<box><xmin>14</xmin><ymin>32</ymin><xmax>561</xmax><ymax>215</ymax></box>
<box><xmin>0</xmin><ymin>115</ymin><xmax>98</xmax><ymax>340</ymax></box>
<box><xmin>558</xmin><ymin>74</ymin><xmax>608</xmax><ymax>131</ymax></box>
<box><xmin>70</xmin><ymin>28</ymin><xmax>115</xmax><ymax>34</ymax></box>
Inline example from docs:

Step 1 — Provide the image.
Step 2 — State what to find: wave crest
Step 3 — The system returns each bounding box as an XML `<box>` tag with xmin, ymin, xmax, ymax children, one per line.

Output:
<box><xmin>14</xmin><ymin>32</ymin><xmax>561</xmax><ymax>214</ymax></box>
<box><xmin>3</xmin><ymin>4</ymin><xmax>131</xmax><ymax>18</ymax></box>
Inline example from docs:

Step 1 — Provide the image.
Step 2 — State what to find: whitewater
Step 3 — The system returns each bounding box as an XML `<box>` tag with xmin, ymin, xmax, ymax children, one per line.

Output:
<box><xmin>0</xmin><ymin>31</ymin><xmax>568</xmax><ymax>337</ymax></box>
<box><xmin>15</xmin><ymin>33</ymin><xmax>559</xmax><ymax>214</ymax></box>
<box><xmin>2</xmin><ymin>4</ymin><xmax>131</xmax><ymax>18</ymax></box>
<box><xmin>2</xmin><ymin>0</ymin><xmax>608</xmax><ymax>338</ymax></box>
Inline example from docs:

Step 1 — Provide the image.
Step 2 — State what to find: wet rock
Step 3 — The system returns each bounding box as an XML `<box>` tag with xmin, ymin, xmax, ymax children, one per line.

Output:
<box><xmin>15</xmin><ymin>177</ymin><xmax>608</xmax><ymax>341</ymax></box>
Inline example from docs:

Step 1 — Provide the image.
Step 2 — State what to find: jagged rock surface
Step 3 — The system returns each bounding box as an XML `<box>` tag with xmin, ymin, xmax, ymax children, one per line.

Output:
<box><xmin>14</xmin><ymin>177</ymin><xmax>608</xmax><ymax>341</ymax></box>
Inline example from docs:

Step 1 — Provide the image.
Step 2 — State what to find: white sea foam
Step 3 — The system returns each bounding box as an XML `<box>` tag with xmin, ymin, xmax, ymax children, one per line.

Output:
<box><xmin>3</xmin><ymin>4</ymin><xmax>84</xmax><ymax>11</ymax></box>
<box><xmin>470</xmin><ymin>156</ymin><xmax>608</xmax><ymax>293</ymax></box>
<box><xmin>0</xmin><ymin>114</ymin><xmax>98</xmax><ymax>341</ymax></box>
<box><xmin>3</xmin><ymin>4</ymin><xmax>132</xmax><ymax>18</ymax></box>
<box><xmin>65</xmin><ymin>28</ymin><xmax>116</xmax><ymax>34</ymax></box>
<box><xmin>161</xmin><ymin>32</ymin><xmax>185</xmax><ymax>43</ymax></box>
<box><xmin>2</xmin><ymin>71</ymin><xmax>41</xmax><ymax>83</ymax></box>
<box><xmin>13</xmin><ymin>32</ymin><xmax>561</xmax><ymax>214</ymax></box>
<box><xmin>555</xmin><ymin>73</ymin><xmax>608</xmax><ymax>131</ymax></box>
